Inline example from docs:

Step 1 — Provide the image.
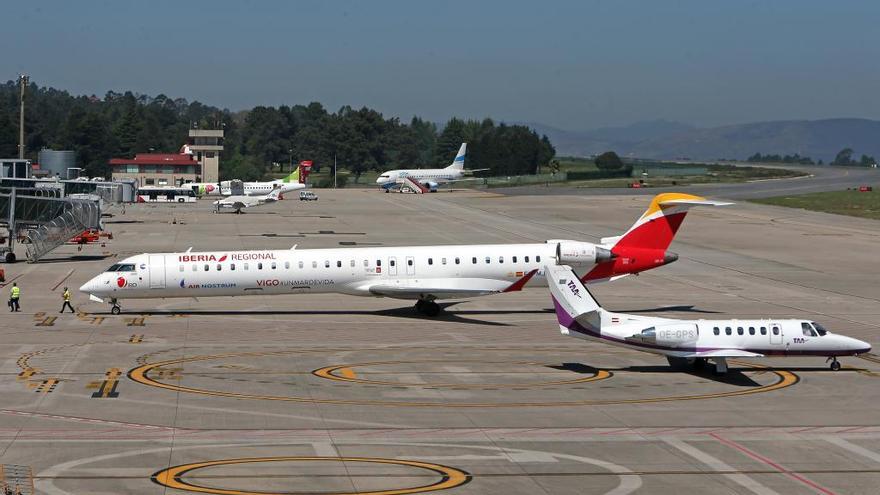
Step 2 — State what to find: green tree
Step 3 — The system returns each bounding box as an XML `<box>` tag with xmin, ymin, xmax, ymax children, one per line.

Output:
<box><xmin>831</xmin><ymin>148</ymin><xmax>854</xmax><ymax>166</ymax></box>
<box><xmin>595</xmin><ymin>151</ymin><xmax>624</xmax><ymax>170</ymax></box>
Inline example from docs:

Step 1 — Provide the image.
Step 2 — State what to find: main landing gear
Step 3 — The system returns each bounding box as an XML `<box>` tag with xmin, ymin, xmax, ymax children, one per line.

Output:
<box><xmin>827</xmin><ymin>357</ymin><xmax>841</xmax><ymax>371</ymax></box>
<box><xmin>414</xmin><ymin>299</ymin><xmax>441</xmax><ymax>317</ymax></box>
<box><xmin>110</xmin><ymin>299</ymin><xmax>121</xmax><ymax>315</ymax></box>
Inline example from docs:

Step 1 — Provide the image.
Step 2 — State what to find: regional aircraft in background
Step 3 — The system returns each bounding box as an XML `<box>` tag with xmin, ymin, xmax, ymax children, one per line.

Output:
<box><xmin>80</xmin><ymin>193</ymin><xmax>725</xmax><ymax>316</ymax></box>
<box><xmin>375</xmin><ymin>143</ymin><xmax>487</xmax><ymax>193</ymax></box>
<box><xmin>546</xmin><ymin>263</ymin><xmax>870</xmax><ymax>374</ymax></box>
<box><xmin>189</xmin><ymin>167</ymin><xmax>305</xmax><ymax>197</ymax></box>
<box><xmin>213</xmin><ymin>187</ymin><xmax>283</xmax><ymax>214</ymax></box>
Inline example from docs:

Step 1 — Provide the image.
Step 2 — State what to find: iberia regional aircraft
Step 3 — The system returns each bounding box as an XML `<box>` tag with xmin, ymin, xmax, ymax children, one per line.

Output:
<box><xmin>80</xmin><ymin>193</ymin><xmax>726</xmax><ymax>316</ymax></box>
<box><xmin>546</xmin><ymin>263</ymin><xmax>871</xmax><ymax>373</ymax></box>
<box><xmin>190</xmin><ymin>167</ymin><xmax>304</xmax><ymax>197</ymax></box>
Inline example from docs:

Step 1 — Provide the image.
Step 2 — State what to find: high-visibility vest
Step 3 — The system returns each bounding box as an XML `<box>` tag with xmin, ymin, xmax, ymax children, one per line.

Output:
<box><xmin>10</xmin><ymin>286</ymin><xmax>20</xmax><ymax>298</ymax></box>
<box><xmin>63</xmin><ymin>290</ymin><xmax>71</xmax><ymax>301</ymax></box>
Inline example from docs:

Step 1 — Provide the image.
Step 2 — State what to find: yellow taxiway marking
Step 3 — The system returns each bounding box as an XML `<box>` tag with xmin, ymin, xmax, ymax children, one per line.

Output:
<box><xmin>127</xmin><ymin>352</ymin><xmax>798</xmax><ymax>408</ymax></box>
<box><xmin>313</xmin><ymin>360</ymin><xmax>611</xmax><ymax>388</ymax></box>
<box><xmin>151</xmin><ymin>456</ymin><xmax>471</xmax><ymax>495</ymax></box>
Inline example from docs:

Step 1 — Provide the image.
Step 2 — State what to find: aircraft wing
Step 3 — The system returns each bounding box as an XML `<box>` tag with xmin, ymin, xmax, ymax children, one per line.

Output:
<box><xmin>679</xmin><ymin>349</ymin><xmax>765</xmax><ymax>358</ymax></box>
<box><xmin>366</xmin><ymin>271</ymin><xmax>538</xmax><ymax>300</ymax></box>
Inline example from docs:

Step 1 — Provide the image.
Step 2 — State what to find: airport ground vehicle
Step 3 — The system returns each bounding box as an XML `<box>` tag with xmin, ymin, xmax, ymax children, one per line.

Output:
<box><xmin>299</xmin><ymin>191</ymin><xmax>318</xmax><ymax>201</ymax></box>
<box><xmin>136</xmin><ymin>187</ymin><xmax>197</xmax><ymax>203</ymax></box>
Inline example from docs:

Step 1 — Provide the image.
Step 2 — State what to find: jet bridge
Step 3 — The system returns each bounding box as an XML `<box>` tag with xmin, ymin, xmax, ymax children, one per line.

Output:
<box><xmin>0</xmin><ymin>188</ymin><xmax>102</xmax><ymax>263</ymax></box>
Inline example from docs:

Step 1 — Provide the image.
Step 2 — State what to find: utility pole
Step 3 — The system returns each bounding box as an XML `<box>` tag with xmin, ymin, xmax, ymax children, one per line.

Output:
<box><xmin>334</xmin><ymin>154</ymin><xmax>337</xmax><ymax>189</ymax></box>
<box><xmin>18</xmin><ymin>74</ymin><xmax>29</xmax><ymax>159</ymax></box>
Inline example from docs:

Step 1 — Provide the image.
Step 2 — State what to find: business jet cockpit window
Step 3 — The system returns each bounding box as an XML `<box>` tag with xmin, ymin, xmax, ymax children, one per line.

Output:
<box><xmin>801</xmin><ymin>322</ymin><xmax>818</xmax><ymax>337</ymax></box>
<box><xmin>107</xmin><ymin>263</ymin><xmax>136</xmax><ymax>272</ymax></box>
<box><xmin>810</xmin><ymin>322</ymin><xmax>828</xmax><ymax>336</ymax></box>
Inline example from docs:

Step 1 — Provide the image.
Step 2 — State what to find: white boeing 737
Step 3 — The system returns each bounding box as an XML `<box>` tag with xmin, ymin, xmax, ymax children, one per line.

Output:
<box><xmin>375</xmin><ymin>143</ymin><xmax>485</xmax><ymax>192</ymax></box>
<box><xmin>545</xmin><ymin>263</ymin><xmax>871</xmax><ymax>373</ymax></box>
<box><xmin>79</xmin><ymin>193</ymin><xmax>724</xmax><ymax>316</ymax></box>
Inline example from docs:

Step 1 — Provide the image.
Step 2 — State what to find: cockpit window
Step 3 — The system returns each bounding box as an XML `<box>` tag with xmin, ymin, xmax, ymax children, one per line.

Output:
<box><xmin>801</xmin><ymin>322</ymin><xmax>817</xmax><ymax>337</ymax></box>
<box><xmin>106</xmin><ymin>263</ymin><xmax>135</xmax><ymax>272</ymax></box>
<box><xmin>811</xmin><ymin>322</ymin><xmax>828</xmax><ymax>336</ymax></box>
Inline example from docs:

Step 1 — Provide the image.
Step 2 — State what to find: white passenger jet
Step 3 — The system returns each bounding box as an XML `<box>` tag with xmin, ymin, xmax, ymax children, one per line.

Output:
<box><xmin>546</xmin><ymin>263</ymin><xmax>871</xmax><ymax>373</ymax></box>
<box><xmin>375</xmin><ymin>143</ymin><xmax>485</xmax><ymax>193</ymax></box>
<box><xmin>80</xmin><ymin>193</ymin><xmax>723</xmax><ymax>316</ymax></box>
<box><xmin>213</xmin><ymin>188</ymin><xmax>283</xmax><ymax>214</ymax></box>
<box><xmin>190</xmin><ymin>167</ymin><xmax>305</xmax><ymax>197</ymax></box>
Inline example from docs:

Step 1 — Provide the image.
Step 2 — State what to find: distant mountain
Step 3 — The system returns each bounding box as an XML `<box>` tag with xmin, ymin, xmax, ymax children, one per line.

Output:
<box><xmin>628</xmin><ymin>118</ymin><xmax>880</xmax><ymax>162</ymax></box>
<box><xmin>525</xmin><ymin>118</ymin><xmax>880</xmax><ymax>162</ymax></box>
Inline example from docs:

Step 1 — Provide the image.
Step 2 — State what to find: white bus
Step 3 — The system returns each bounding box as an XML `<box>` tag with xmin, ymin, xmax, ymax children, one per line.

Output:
<box><xmin>136</xmin><ymin>187</ymin><xmax>197</xmax><ymax>203</ymax></box>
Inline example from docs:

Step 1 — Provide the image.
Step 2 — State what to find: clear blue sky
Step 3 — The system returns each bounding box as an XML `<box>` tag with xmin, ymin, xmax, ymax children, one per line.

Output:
<box><xmin>5</xmin><ymin>0</ymin><xmax>880</xmax><ymax>130</ymax></box>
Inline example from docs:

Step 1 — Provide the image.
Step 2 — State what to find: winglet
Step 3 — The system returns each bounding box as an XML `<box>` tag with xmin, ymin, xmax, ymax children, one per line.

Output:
<box><xmin>502</xmin><ymin>269</ymin><xmax>538</xmax><ymax>293</ymax></box>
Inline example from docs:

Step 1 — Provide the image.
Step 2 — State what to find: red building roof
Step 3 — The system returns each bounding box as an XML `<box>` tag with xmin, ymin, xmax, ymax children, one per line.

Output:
<box><xmin>109</xmin><ymin>153</ymin><xmax>195</xmax><ymax>166</ymax></box>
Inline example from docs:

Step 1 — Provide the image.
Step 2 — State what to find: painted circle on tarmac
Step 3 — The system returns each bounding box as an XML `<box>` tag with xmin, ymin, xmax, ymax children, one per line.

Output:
<box><xmin>312</xmin><ymin>360</ymin><xmax>612</xmax><ymax>388</ymax></box>
<box><xmin>151</xmin><ymin>456</ymin><xmax>471</xmax><ymax>495</ymax></box>
<box><xmin>127</xmin><ymin>349</ymin><xmax>799</xmax><ymax>407</ymax></box>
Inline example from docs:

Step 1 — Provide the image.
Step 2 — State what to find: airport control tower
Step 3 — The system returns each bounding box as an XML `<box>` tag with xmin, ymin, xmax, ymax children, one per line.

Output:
<box><xmin>187</xmin><ymin>128</ymin><xmax>224</xmax><ymax>183</ymax></box>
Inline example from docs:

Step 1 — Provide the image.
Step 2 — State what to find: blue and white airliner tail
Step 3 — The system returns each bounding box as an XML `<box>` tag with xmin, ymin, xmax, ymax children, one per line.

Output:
<box><xmin>545</xmin><ymin>264</ymin><xmax>870</xmax><ymax>373</ymax></box>
<box><xmin>445</xmin><ymin>143</ymin><xmax>467</xmax><ymax>171</ymax></box>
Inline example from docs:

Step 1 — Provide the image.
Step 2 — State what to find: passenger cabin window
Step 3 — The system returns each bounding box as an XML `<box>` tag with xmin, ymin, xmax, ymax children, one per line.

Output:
<box><xmin>485</xmin><ymin>256</ymin><xmax>491</xmax><ymax>264</ymax></box>
<box><xmin>772</xmin><ymin>327</ymin><xmax>779</xmax><ymax>335</ymax></box>
<box><xmin>737</xmin><ymin>327</ymin><xmax>744</xmax><ymax>335</ymax></box>
<box><xmin>455</xmin><ymin>257</ymin><xmax>460</xmax><ymax>265</ymax></box>
<box><xmin>363</xmin><ymin>260</ymin><xmax>368</xmax><ymax>267</ymax></box>
<box><xmin>390</xmin><ymin>259</ymin><xmax>396</xmax><ymax>267</ymax></box>
<box><xmin>801</xmin><ymin>322</ymin><xmax>817</xmax><ymax>337</ymax></box>
<box><xmin>312</xmin><ymin>261</ymin><xmax>317</xmax><ymax>268</ymax></box>
<box><xmin>204</xmin><ymin>264</ymin><xmax>209</xmax><ymax>271</ymax></box>
<box><xmin>244</xmin><ymin>263</ymin><xmax>249</xmax><ymax>271</ymax></box>
<box><xmin>407</xmin><ymin>259</ymin><xmax>413</xmax><ymax>266</ymax></box>
<box><xmin>472</xmin><ymin>257</ymin><xmax>477</xmax><ymax>264</ymax></box>
<box><xmin>285</xmin><ymin>262</ymin><xmax>290</xmax><ymax>269</ymax></box>
<box><xmin>760</xmin><ymin>327</ymin><xmax>767</xmax><ymax>335</ymax></box>
<box><xmin>324</xmin><ymin>260</ymin><xmax>330</xmax><ymax>268</ymax></box>
<box><xmin>258</xmin><ymin>263</ymin><xmax>263</xmax><ymax>270</ymax></box>
<box><xmin>230</xmin><ymin>263</ymin><xmax>236</xmax><ymax>271</ymax></box>
<box><xmin>442</xmin><ymin>258</ymin><xmax>447</xmax><ymax>265</ymax></box>
<box><xmin>536</xmin><ymin>256</ymin><xmax>541</xmax><ymax>262</ymax></box>
<box><xmin>337</xmin><ymin>260</ymin><xmax>342</xmax><ymax>268</ymax></box>
<box><xmin>513</xmin><ymin>256</ymin><xmax>518</xmax><ymax>263</ymax></box>
<box><xmin>350</xmin><ymin>260</ymin><xmax>355</xmax><ymax>268</ymax></box>
<box><xmin>725</xmin><ymin>327</ymin><xmax>732</xmax><ymax>335</ymax></box>
<box><xmin>499</xmin><ymin>256</ymin><xmax>504</xmax><ymax>263</ymax></box>
<box><xmin>713</xmin><ymin>327</ymin><xmax>720</xmax><ymax>335</ymax></box>
<box><xmin>299</xmin><ymin>261</ymin><xmax>304</xmax><ymax>269</ymax></box>
<box><xmin>428</xmin><ymin>258</ymin><xmax>433</xmax><ymax>265</ymax></box>
<box><xmin>376</xmin><ymin>260</ymin><xmax>382</xmax><ymax>267</ymax></box>
<box><xmin>216</xmin><ymin>264</ymin><xmax>222</xmax><ymax>271</ymax></box>
<box><xmin>748</xmin><ymin>327</ymin><xmax>755</xmax><ymax>335</ymax></box>
<box><xmin>525</xmin><ymin>256</ymin><xmax>530</xmax><ymax>263</ymax></box>
<box><xmin>271</xmin><ymin>262</ymin><xmax>277</xmax><ymax>270</ymax></box>
<box><xmin>179</xmin><ymin>265</ymin><xmax>184</xmax><ymax>272</ymax></box>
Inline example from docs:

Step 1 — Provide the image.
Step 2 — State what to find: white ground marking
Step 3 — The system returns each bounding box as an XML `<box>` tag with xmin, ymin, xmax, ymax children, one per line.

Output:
<box><xmin>664</xmin><ymin>439</ymin><xmax>780</xmax><ymax>495</ymax></box>
<box><xmin>823</xmin><ymin>437</ymin><xmax>880</xmax><ymax>464</ymax></box>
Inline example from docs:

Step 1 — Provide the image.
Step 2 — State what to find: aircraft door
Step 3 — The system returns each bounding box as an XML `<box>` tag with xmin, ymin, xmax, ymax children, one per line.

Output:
<box><xmin>388</xmin><ymin>257</ymin><xmax>398</xmax><ymax>276</ymax></box>
<box><xmin>148</xmin><ymin>255</ymin><xmax>166</xmax><ymax>289</ymax></box>
<box><xmin>769</xmin><ymin>323</ymin><xmax>783</xmax><ymax>345</ymax></box>
<box><xmin>405</xmin><ymin>256</ymin><xmax>415</xmax><ymax>276</ymax></box>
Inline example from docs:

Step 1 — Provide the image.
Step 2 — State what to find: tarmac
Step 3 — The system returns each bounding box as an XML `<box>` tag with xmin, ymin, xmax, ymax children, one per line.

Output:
<box><xmin>0</xmin><ymin>187</ymin><xmax>878</xmax><ymax>494</ymax></box>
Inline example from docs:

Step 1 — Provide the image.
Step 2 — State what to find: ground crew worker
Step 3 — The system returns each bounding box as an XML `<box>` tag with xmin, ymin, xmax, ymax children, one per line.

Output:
<box><xmin>60</xmin><ymin>286</ymin><xmax>75</xmax><ymax>313</ymax></box>
<box><xmin>9</xmin><ymin>282</ymin><xmax>20</xmax><ymax>312</ymax></box>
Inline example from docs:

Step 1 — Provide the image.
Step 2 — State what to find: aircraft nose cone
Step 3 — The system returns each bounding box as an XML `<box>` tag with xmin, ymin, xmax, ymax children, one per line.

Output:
<box><xmin>850</xmin><ymin>337</ymin><xmax>871</xmax><ymax>354</ymax></box>
<box><xmin>79</xmin><ymin>280</ymin><xmax>93</xmax><ymax>293</ymax></box>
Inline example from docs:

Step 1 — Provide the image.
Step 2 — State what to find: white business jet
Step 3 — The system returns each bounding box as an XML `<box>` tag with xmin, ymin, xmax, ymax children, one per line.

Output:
<box><xmin>545</xmin><ymin>263</ymin><xmax>871</xmax><ymax>373</ymax></box>
<box><xmin>213</xmin><ymin>187</ymin><xmax>283</xmax><ymax>214</ymax></box>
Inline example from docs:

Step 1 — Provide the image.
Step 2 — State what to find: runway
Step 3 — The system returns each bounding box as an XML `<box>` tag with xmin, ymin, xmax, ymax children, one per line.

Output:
<box><xmin>0</xmin><ymin>189</ymin><xmax>878</xmax><ymax>494</ymax></box>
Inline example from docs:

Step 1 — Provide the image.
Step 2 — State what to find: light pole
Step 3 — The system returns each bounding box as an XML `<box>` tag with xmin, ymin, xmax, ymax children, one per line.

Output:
<box><xmin>288</xmin><ymin>149</ymin><xmax>293</xmax><ymax>174</ymax></box>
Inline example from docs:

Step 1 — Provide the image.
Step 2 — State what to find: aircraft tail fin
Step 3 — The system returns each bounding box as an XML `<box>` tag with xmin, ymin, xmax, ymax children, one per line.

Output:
<box><xmin>545</xmin><ymin>264</ymin><xmax>603</xmax><ymax>336</ymax></box>
<box><xmin>444</xmin><ymin>143</ymin><xmax>467</xmax><ymax>170</ymax></box>
<box><xmin>582</xmin><ymin>193</ymin><xmax>731</xmax><ymax>282</ymax></box>
<box><xmin>281</xmin><ymin>166</ymin><xmax>301</xmax><ymax>184</ymax></box>
<box><xmin>609</xmin><ymin>193</ymin><xmax>731</xmax><ymax>251</ymax></box>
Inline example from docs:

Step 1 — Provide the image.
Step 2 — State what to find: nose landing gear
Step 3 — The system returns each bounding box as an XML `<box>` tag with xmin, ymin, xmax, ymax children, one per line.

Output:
<box><xmin>110</xmin><ymin>299</ymin><xmax>121</xmax><ymax>315</ymax></box>
<box><xmin>827</xmin><ymin>357</ymin><xmax>841</xmax><ymax>371</ymax></box>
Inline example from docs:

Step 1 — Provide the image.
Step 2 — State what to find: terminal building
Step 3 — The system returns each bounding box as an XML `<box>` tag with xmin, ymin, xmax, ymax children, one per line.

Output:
<box><xmin>109</xmin><ymin>153</ymin><xmax>198</xmax><ymax>186</ymax></box>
